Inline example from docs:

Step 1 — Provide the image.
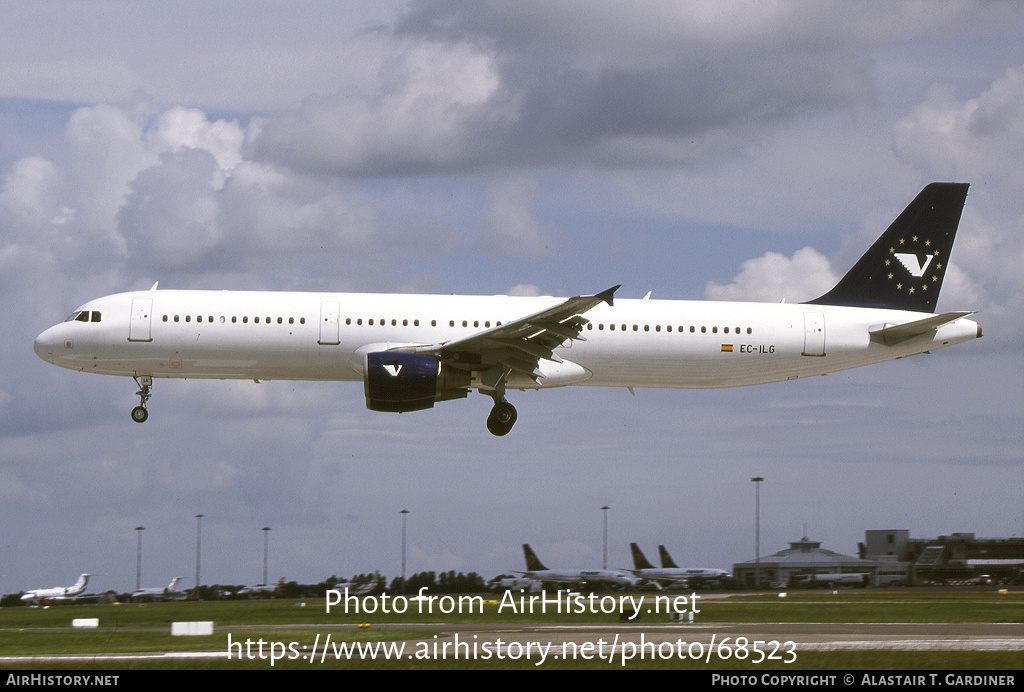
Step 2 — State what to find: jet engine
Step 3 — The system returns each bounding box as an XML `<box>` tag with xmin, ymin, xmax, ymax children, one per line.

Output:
<box><xmin>363</xmin><ymin>351</ymin><xmax>470</xmax><ymax>412</ymax></box>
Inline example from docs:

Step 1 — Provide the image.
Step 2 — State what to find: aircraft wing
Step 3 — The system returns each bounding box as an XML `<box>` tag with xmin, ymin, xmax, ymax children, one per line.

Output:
<box><xmin>414</xmin><ymin>285</ymin><xmax>619</xmax><ymax>381</ymax></box>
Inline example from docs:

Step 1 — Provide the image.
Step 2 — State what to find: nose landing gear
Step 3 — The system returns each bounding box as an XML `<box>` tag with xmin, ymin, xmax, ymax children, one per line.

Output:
<box><xmin>131</xmin><ymin>375</ymin><xmax>152</xmax><ymax>423</ymax></box>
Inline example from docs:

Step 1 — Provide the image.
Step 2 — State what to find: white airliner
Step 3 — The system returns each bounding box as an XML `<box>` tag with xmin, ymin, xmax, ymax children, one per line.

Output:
<box><xmin>33</xmin><ymin>183</ymin><xmax>981</xmax><ymax>435</ymax></box>
<box><xmin>20</xmin><ymin>573</ymin><xmax>91</xmax><ymax>604</ymax></box>
<box><xmin>518</xmin><ymin>544</ymin><xmax>638</xmax><ymax>589</ymax></box>
<box><xmin>130</xmin><ymin>576</ymin><xmax>185</xmax><ymax>601</ymax></box>
<box><xmin>235</xmin><ymin>577</ymin><xmax>286</xmax><ymax>599</ymax></box>
<box><xmin>629</xmin><ymin>543</ymin><xmax>731</xmax><ymax>589</ymax></box>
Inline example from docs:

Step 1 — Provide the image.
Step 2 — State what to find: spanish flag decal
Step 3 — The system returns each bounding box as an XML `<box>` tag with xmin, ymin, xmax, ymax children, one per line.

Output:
<box><xmin>721</xmin><ymin>344</ymin><xmax>733</xmax><ymax>353</ymax></box>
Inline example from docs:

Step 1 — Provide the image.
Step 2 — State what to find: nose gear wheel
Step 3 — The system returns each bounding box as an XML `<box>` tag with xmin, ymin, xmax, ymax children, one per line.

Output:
<box><xmin>131</xmin><ymin>376</ymin><xmax>152</xmax><ymax>423</ymax></box>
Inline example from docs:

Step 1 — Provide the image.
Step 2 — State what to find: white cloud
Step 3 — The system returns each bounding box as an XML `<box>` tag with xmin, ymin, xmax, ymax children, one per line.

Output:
<box><xmin>253</xmin><ymin>40</ymin><xmax>506</xmax><ymax>176</ymax></box>
<box><xmin>895</xmin><ymin>66</ymin><xmax>1024</xmax><ymax>185</ymax></box>
<box><xmin>485</xmin><ymin>177</ymin><xmax>557</xmax><ymax>258</ymax></box>
<box><xmin>65</xmin><ymin>105</ymin><xmax>157</xmax><ymax>233</ymax></box>
<box><xmin>146</xmin><ymin>107</ymin><xmax>246</xmax><ymax>173</ymax></box>
<box><xmin>0</xmin><ymin>157</ymin><xmax>61</xmax><ymax>230</ymax></box>
<box><xmin>118</xmin><ymin>148</ymin><xmax>223</xmax><ymax>267</ymax></box>
<box><xmin>705</xmin><ymin>246</ymin><xmax>838</xmax><ymax>303</ymax></box>
<box><xmin>506</xmin><ymin>283</ymin><xmax>543</xmax><ymax>296</ymax></box>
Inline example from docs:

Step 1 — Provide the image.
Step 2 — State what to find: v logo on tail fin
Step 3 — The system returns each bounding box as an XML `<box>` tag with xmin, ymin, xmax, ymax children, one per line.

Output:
<box><xmin>894</xmin><ymin>253</ymin><xmax>934</xmax><ymax>278</ymax></box>
<box><xmin>808</xmin><ymin>183</ymin><xmax>969</xmax><ymax>313</ymax></box>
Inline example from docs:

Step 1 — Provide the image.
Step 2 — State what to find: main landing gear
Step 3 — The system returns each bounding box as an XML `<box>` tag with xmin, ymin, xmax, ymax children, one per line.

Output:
<box><xmin>131</xmin><ymin>375</ymin><xmax>152</xmax><ymax>423</ymax></box>
<box><xmin>486</xmin><ymin>395</ymin><xmax>518</xmax><ymax>437</ymax></box>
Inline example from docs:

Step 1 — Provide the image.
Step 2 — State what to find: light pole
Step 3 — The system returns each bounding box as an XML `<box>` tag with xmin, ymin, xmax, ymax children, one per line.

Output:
<box><xmin>261</xmin><ymin>527</ymin><xmax>271</xmax><ymax>586</ymax></box>
<box><xmin>399</xmin><ymin>509</ymin><xmax>409</xmax><ymax>594</ymax></box>
<box><xmin>751</xmin><ymin>477</ymin><xmax>764</xmax><ymax>588</ymax></box>
<box><xmin>134</xmin><ymin>526</ymin><xmax>145</xmax><ymax>591</ymax></box>
<box><xmin>601</xmin><ymin>506</ymin><xmax>610</xmax><ymax>570</ymax></box>
<box><xmin>194</xmin><ymin>514</ymin><xmax>203</xmax><ymax>597</ymax></box>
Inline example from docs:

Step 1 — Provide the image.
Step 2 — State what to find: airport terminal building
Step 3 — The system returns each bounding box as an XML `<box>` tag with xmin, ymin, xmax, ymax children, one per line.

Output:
<box><xmin>733</xmin><ymin>530</ymin><xmax>1024</xmax><ymax>588</ymax></box>
<box><xmin>859</xmin><ymin>530</ymin><xmax>1024</xmax><ymax>586</ymax></box>
<box><xmin>733</xmin><ymin>536</ymin><xmax>877</xmax><ymax>588</ymax></box>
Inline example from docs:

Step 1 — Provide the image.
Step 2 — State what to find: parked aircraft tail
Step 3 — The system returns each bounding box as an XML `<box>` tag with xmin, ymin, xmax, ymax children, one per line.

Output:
<box><xmin>658</xmin><ymin>545</ymin><xmax>679</xmax><ymax>569</ymax></box>
<box><xmin>522</xmin><ymin>544</ymin><xmax>548</xmax><ymax>572</ymax></box>
<box><xmin>630</xmin><ymin>543</ymin><xmax>656</xmax><ymax>570</ymax></box>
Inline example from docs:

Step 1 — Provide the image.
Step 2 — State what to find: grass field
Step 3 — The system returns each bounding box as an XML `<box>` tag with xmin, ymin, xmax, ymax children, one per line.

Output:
<box><xmin>1</xmin><ymin>589</ymin><xmax>1021</xmax><ymax>669</ymax></box>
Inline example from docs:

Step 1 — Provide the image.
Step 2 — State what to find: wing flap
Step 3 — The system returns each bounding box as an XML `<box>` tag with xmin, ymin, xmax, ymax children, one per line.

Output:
<box><xmin>413</xmin><ymin>285</ymin><xmax>619</xmax><ymax>389</ymax></box>
<box><xmin>416</xmin><ymin>285</ymin><xmax>618</xmax><ymax>356</ymax></box>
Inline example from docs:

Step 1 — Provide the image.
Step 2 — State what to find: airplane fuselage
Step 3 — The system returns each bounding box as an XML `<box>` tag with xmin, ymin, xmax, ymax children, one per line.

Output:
<box><xmin>33</xmin><ymin>288</ymin><xmax>981</xmax><ymax>390</ymax></box>
<box><xmin>524</xmin><ymin>569</ymin><xmax>637</xmax><ymax>588</ymax></box>
<box><xmin>30</xmin><ymin>183</ymin><xmax>983</xmax><ymax>435</ymax></box>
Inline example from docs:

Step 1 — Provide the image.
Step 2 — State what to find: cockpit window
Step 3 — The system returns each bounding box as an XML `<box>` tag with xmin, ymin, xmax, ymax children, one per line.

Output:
<box><xmin>65</xmin><ymin>310</ymin><xmax>101</xmax><ymax>323</ymax></box>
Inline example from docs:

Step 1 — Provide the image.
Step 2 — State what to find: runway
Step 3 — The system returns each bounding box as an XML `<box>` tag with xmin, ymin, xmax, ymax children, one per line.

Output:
<box><xmin>2</xmin><ymin>621</ymin><xmax>1021</xmax><ymax>665</ymax></box>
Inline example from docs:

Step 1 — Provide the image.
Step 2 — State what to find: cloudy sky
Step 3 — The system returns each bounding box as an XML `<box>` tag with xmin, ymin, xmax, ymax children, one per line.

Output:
<box><xmin>1</xmin><ymin>1</ymin><xmax>1022</xmax><ymax>595</ymax></box>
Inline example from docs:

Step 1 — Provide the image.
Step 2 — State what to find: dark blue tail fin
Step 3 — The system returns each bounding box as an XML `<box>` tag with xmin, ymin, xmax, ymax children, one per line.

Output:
<box><xmin>658</xmin><ymin>545</ymin><xmax>679</xmax><ymax>569</ymax></box>
<box><xmin>807</xmin><ymin>183</ymin><xmax>969</xmax><ymax>312</ymax></box>
<box><xmin>522</xmin><ymin>544</ymin><xmax>548</xmax><ymax>572</ymax></box>
<box><xmin>631</xmin><ymin>543</ymin><xmax>655</xmax><ymax>570</ymax></box>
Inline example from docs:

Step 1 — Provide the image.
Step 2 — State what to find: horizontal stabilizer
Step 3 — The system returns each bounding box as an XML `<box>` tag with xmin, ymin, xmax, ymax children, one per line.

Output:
<box><xmin>869</xmin><ymin>312</ymin><xmax>974</xmax><ymax>345</ymax></box>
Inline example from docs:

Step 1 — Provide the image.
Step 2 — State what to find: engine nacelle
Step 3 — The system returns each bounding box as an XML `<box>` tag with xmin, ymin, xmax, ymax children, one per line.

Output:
<box><xmin>363</xmin><ymin>352</ymin><xmax>470</xmax><ymax>413</ymax></box>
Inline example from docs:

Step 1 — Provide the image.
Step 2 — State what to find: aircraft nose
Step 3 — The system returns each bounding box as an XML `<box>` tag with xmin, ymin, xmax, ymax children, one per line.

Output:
<box><xmin>34</xmin><ymin>326</ymin><xmax>60</xmax><ymax>362</ymax></box>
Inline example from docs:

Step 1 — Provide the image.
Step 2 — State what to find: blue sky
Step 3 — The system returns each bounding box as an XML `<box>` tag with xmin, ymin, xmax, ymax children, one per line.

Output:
<box><xmin>1</xmin><ymin>1</ymin><xmax>1021</xmax><ymax>594</ymax></box>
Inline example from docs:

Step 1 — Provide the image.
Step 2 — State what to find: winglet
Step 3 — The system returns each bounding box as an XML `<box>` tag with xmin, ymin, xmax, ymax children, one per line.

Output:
<box><xmin>596</xmin><ymin>284</ymin><xmax>620</xmax><ymax>307</ymax></box>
